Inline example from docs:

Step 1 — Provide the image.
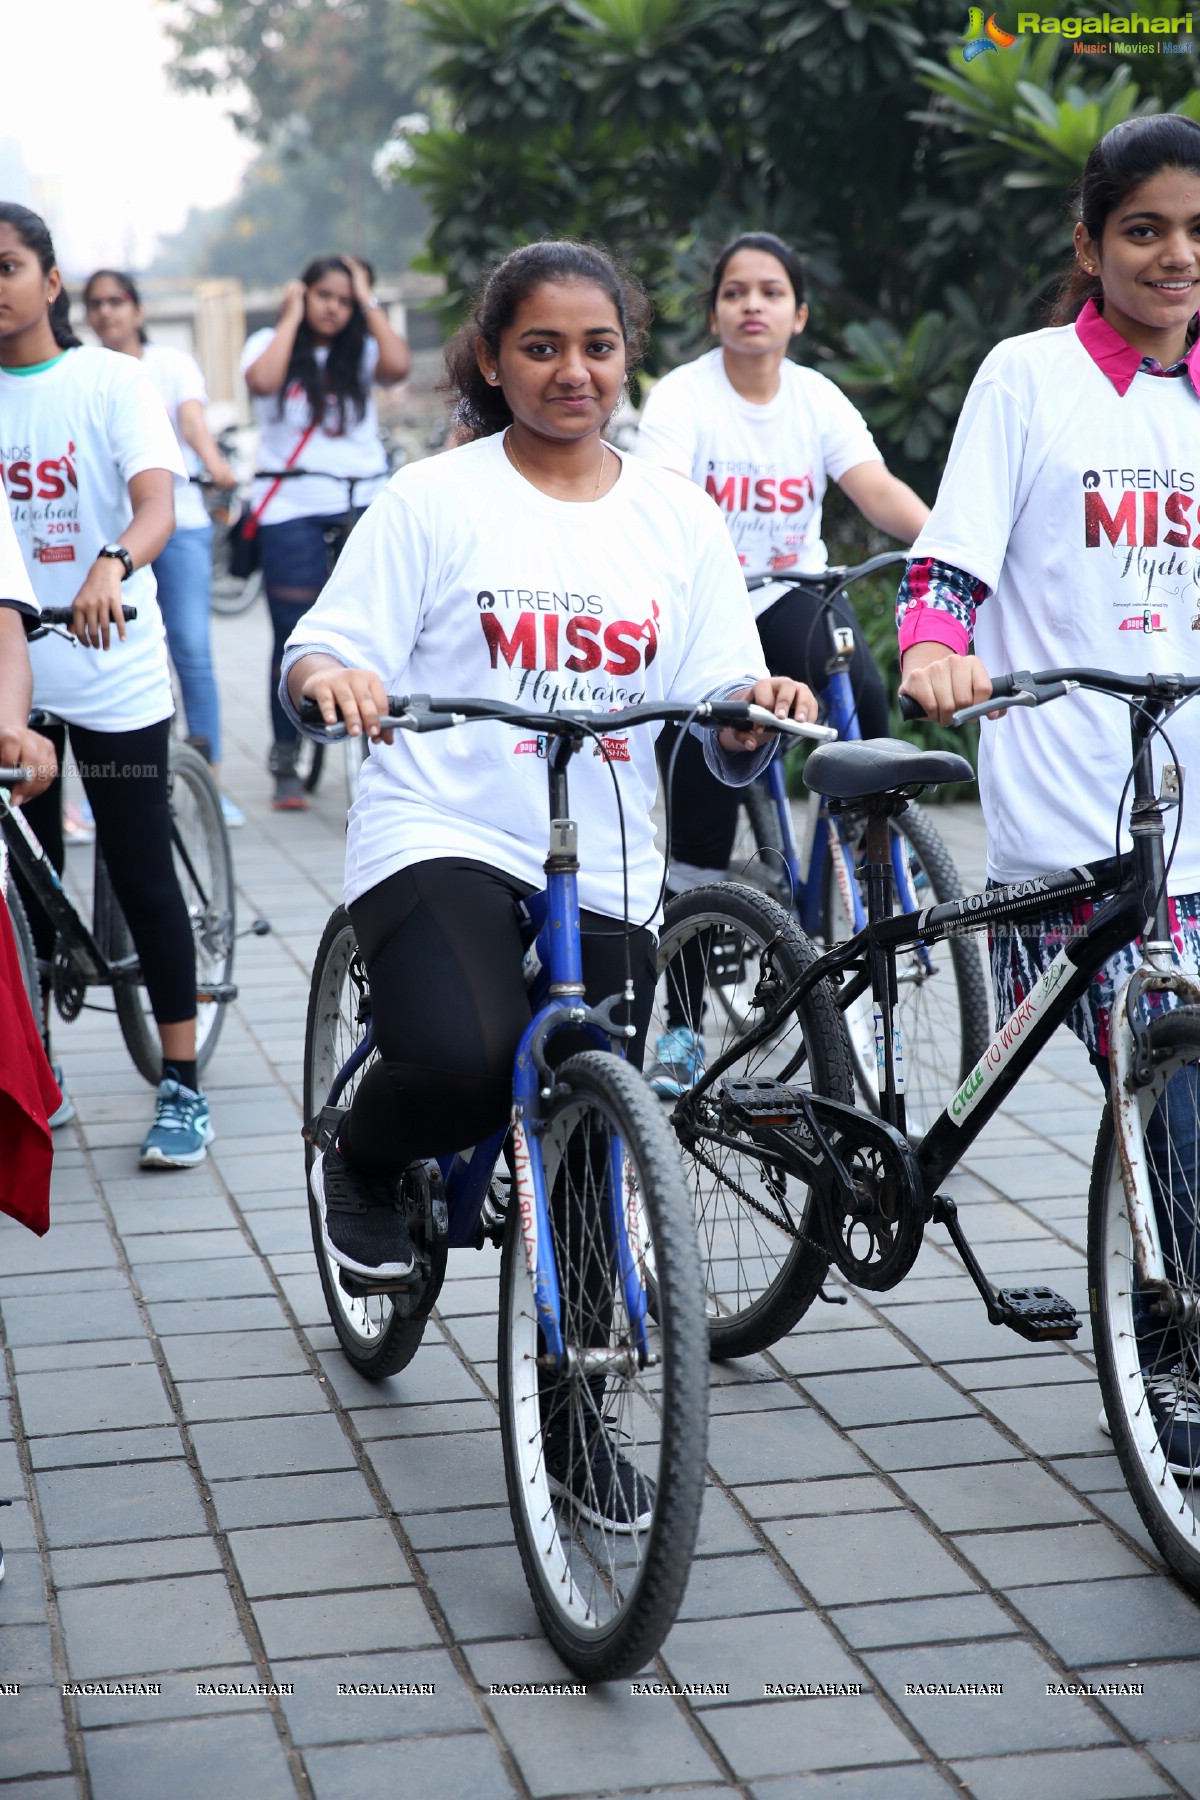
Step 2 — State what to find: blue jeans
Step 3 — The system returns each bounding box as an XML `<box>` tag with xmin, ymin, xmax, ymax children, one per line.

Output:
<box><xmin>259</xmin><ymin>515</ymin><xmax>338</xmax><ymax>746</ymax></box>
<box><xmin>153</xmin><ymin>524</ymin><xmax>221</xmax><ymax>764</ymax></box>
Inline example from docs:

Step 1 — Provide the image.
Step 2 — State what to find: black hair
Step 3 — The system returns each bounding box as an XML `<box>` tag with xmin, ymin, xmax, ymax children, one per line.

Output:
<box><xmin>442</xmin><ymin>240</ymin><xmax>652</xmax><ymax>441</ymax></box>
<box><xmin>707</xmin><ymin>232</ymin><xmax>807</xmax><ymax>315</ymax></box>
<box><xmin>1052</xmin><ymin>113</ymin><xmax>1200</xmax><ymax>324</ymax></box>
<box><xmin>0</xmin><ymin>202</ymin><xmax>81</xmax><ymax>349</ymax></box>
<box><xmin>83</xmin><ymin>268</ymin><xmax>148</xmax><ymax>345</ymax></box>
<box><xmin>280</xmin><ymin>255</ymin><xmax>371</xmax><ymax>432</ymax></box>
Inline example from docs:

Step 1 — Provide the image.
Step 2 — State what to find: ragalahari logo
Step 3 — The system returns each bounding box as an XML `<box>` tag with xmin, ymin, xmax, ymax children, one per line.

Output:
<box><xmin>961</xmin><ymin>7</ymin><xmax>1019</xmax><ymax>55</ymax></box>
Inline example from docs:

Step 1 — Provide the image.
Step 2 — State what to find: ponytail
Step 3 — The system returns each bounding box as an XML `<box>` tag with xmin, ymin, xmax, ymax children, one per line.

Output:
<box><xmin>0</xmin><ymin>203</ymin><xmax>81</xmax><ymax>347</ymax></box>
<box><xmin>50</xmin><ymin>287</ymin><xmax>82</xmax><ymax>350</ymax></box>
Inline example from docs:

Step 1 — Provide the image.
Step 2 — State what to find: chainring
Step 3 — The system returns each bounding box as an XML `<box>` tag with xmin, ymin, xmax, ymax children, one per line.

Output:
<box><xmin>813</xmin><ymin>1106</ymin><xmax>925</xmax><ymax>1291</ymax></box>
<box><xmin>52</xmin><ymin>948</ymin><xmax>85</xmax><ymax>1022</ymax></box>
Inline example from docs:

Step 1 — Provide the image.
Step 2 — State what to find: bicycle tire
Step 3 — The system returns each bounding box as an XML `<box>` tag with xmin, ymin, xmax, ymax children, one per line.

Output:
<box><xmin>822</xmin><ymin>801</ymin><xmax>991</xmax><ymax>1138</ymax></box>
<box><xmin>4</xmin><ymin>882</ymin><xmax>40</xmax><ymax>1018</ymax></box>
<box><xmin>1088</xmin><ymin>1006</ymin><xmax>1200</xmax><ymax>1596</ymax></box>
<box><xmin>651</xmin><ymin>883</ymin><xmax>855</xmax><ymax>1358</ymax></box>
<box><xmin>304</xmin><ymin>906</ymin><xmax>444</xmax><ymax>1378</ymax></box>
<box><xmin>100</xmin><ymin>743</ymin><xmax>236</xmax><ymax>1086</ymax></box>
<box><xmin>498</xmin><ymin>1049</ymin><xmax>707</xmax><ymax>1680</ymax></box>
<box><xmin>211</xmin><ymin>567</ymin><xmax>264</xmax><ymax>618</ymax></box>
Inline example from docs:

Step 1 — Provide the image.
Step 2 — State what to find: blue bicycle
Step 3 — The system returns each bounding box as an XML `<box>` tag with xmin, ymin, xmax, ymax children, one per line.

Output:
<box><xmin>301</xmin><ymin>691</ymin><xmax>818</xmax><ymax>1678</ymax></box>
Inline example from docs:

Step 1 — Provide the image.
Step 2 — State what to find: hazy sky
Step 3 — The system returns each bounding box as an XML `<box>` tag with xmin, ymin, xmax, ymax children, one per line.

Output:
<box><xmin>1</xmin><ymin>0</ymin><xmax>253</xmax><ymax>274</ymax></box>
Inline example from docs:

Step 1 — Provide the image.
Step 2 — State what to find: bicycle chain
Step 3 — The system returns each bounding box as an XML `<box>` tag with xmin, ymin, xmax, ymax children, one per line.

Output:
<box><xmin>688</xmin><ymin>1135</ymin><xmax>800</xmax><ymax>1239</ymax></box>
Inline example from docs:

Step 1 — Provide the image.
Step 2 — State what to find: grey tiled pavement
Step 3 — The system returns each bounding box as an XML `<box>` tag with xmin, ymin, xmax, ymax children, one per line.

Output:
<box><xmin>2</xmin><ymin>604</ymin><xmax>1199</xmax><ymax>1798</ymax></box>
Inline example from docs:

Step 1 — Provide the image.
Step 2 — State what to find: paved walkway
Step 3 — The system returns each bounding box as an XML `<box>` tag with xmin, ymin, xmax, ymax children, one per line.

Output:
<box><xmin>2</xmin><ymin>605</ymin><xmax>1198</xmax><ymax>1800</ymax></box>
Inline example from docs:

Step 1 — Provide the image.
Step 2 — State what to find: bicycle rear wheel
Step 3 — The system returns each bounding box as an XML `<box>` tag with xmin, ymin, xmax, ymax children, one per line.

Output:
<box><xmin>822</xmin><ymin>802</ymin><xmax>990</xmax><ymax>1137</ymax></box>
<box><xmin>650</xmin><ymin>883</ymin><xmax>854</xmax><ymax>1358</ymax></box>
<box><xmin>498</xmin><ymin>1049</ymin><xmax>707</xmax><ymax>1681</ymax></box>
<box><xmin>101</xmin><ymin>744</ymin><xmax>235</xmax><ymax>1085</ymax></box>
<box><xmin>304</xmin><ymin>906</ymin><xmax>444</xmax><ymax>1378</ymax></box>
<box><xmin>1089</xmin><ymin>1007</ymin><xmax>1200</xmax><ymax>1595</ymax></box>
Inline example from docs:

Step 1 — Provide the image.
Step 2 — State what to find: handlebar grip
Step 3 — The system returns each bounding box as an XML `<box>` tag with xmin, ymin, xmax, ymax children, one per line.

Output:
<box><xmin>39</xmin><ymin>604</ymin><xmax>138</xmax><ymax>625</ymax></box>
<box><xmin>898</xmin><ymin>692</ymin><xmax>925</xmax><ymax>724</ymax></box>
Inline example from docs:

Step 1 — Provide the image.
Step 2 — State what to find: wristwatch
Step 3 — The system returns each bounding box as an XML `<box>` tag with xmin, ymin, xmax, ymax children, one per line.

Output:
<box><xmin>97</xmin><ymin>543</ymin><xmax>134</xmax><ymax>581</ymax></box>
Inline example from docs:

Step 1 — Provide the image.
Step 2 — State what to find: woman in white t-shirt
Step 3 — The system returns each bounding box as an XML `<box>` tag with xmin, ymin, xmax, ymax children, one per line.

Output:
<box><xmin>897</xmin><ymin>116</ymin><xmax>1200</xmax><ymax>1470</ymax></box>
<box><xmin>242</xmin><ymin>255</ymin><xmax>410</xmax><ymax>808</ymax></box>
<box><xmin>84</xmin><ymin>268</ymin><xmax>242</xmax><ymax>827</ymax></box>
<box><xmin>635</xmin><ymin>231</ymin><xmax>927</xmax><ymax>1086</ymax></box>
<box><xmin>282</xmin><ymin>240</ymin><xmax>817</xmax><ymax>1338</ymax></box>
<box><xmin>0</xmin><ymin>201</ymin><xmax>212</xmax><ymax>1170</ymax></box>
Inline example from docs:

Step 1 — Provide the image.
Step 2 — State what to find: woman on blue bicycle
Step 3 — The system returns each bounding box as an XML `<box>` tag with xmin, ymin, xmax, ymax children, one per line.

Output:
<box><xmin>283</xmin><ymin>240</ymin><xmax>816</xmax><ymax>1519</ymax></box>
<box><xmin>899</xmin><ymin>115</ymin><xmax>1200</xmax><ymax>1470</ymax></box>
<box><xmin>635</xmin><ymin>230</ymin><xmax>928</xmax><ymax>1089</ymax></box>
<box><xmin>0</xmin><ymin>202</ymin><xmax>212</xmax><ymax>1169</ymax></box>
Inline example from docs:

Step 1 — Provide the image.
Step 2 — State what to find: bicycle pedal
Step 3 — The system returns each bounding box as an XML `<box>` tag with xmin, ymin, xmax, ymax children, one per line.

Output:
<box><xmin>720</xmin><ymin>1078</ymin><xmax>807</xmax><ymax>1129</ymax></box>
<box><xmin>197</xmin><ymin>981</ymin><xmax>238</xmax><ymax>1004</ymax></box>
<box><xmin>338</xmin><ymin>1265</ymin><xmax>421</xmax><ymax>1299</ymax></box>
<box><xmin>996</xmin><ymin>1285</ymin><xmax>1080</xmax><ymax>1342</ymax></box>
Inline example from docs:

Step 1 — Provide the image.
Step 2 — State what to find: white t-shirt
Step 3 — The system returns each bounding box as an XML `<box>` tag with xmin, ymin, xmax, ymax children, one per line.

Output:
<box><xmin>0</xmin><ymin>347</ymin><xmax>184</xmax><ymax>733</ymax></box>
<box><xmin>0</xmin><ymin>500</ymin><xmax>37</xmax><ymax>618</ymax></box>
<box><xmin>139</xmin><ymin>343</ymin><xmax>209</xmax><ymax>532</ymax></box>
<box><xmin>912</xmin><ymin>324</ymin><xmax>1200</xmax><ymax>892</ymax></box>
<box><xmin>241</xmin><ymin>330</ymin><xmax>387</xmax><ymax>525</ymax></box>
<box><xmin>282</xmin><ymin>435</ymin><xmax>768</xmax><ymax>921</ymax></box>
<box><xmin>635</xmin><ymin>348</ymin><xmax>882</xmax><ymax>616</ymax></box>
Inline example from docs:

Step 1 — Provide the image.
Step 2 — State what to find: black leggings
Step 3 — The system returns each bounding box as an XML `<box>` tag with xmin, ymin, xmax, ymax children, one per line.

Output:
<box><xmin>15</xmin><ymin>718</ymin><xmax>197</xmax><ymax>1029</ymax></box>
<box><xmin>341</xmin><ymin>859</ymin><xmax>657</xmax><ymax>1178</ymax></box>
<box><xmin>661</xmin><ymin>584</ymin><xmax>889</xmax><ymax>874</ymax></box>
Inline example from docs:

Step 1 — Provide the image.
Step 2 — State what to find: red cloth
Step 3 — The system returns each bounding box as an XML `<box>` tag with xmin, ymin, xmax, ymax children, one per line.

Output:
<box><xmin>0</xmin><ymin>893</ymin><xmax>57</xmax><ymax>1235</ymax></box>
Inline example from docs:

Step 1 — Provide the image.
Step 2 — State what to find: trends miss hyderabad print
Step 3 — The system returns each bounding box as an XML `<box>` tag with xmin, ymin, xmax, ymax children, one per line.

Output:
<box><xmin>476</xmin><ymin>584</ymin><xmax>662</xmax><ymax>724</ymax></box>
<box><xmin>1</xmin><ymin>440</ymin><xmax>80</xmax><ymax>565</ymax></box>
<box><xmin>1082</xmin><ymin>462</ymin><xmax>1200</xmax><ymax>628</ymax></box>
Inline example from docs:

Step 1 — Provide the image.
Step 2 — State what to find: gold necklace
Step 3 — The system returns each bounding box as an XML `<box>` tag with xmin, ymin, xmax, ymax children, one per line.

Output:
<box><xmin>505</xmin><ymin>430</ymin><xmax>607</xmax><ymax>500</ymax></box>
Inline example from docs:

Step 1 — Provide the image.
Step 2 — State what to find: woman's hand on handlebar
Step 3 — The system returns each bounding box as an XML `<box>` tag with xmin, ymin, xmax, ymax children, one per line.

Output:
<box><xmin>298</xmin><ymin>663</ymin><xmax>395</xmax><ymax>743</ymax></box>
<box><xmin>70</xmin><ymin>558</ymin><xmax>128</xmax><ymax>651</ymax></box>
<box><xmin>899</xmin><ymin>646</ymin><xmax>994</xmax><ymax>727</ymax></box>
<box><xmin>0</xmin><ymin>724</ymin><xmax>57</xmax><ymax>802</ymax></box>
<box><xmin>720</xmin><ymin>677</ymin><xmax>819</xmax><ymax>753</ymax></box>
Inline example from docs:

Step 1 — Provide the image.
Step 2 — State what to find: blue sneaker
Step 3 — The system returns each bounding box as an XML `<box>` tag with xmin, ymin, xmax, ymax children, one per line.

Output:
<box><xmin>219</xmin><ymin>795</ymin><xmax>245</xmax><ymax>830</ymax></box>
<box><xmin>48</xmin><ymin>1062</ymin><xmax>75</xmax><ymax>1130</ymax></box>
<box><xmin>647</xmin><ymin>1027</ymin><xmax>704</xmax><ymax>1099</ymax></box>
<box><xmin>139</xmin><ymin>1079</ymin><xmax>214</xmax><ymax>1169</ymax></box>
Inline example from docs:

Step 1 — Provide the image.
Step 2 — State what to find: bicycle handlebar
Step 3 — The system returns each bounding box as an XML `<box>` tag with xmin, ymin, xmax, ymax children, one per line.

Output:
<box><xmin>32</xmin><ymin>605</ymin><xmax>139</xmax><ymax>629</ymax></box>
<box><xmin>744</xmin><ymin>551</ymin><xmax>907</xmax><ymax>597</ymax></box>
<box><xmin>299</xmin><ymin>692</ymin><xmax>838</xmax><ymax>744</ymax></box>
<box><xmin>0</xmin><ymin>767</ymin><xmax>31</xmax><ymax>787</ymax></box>
<box><xmin>899</xmin><ymin>668</ymin><xmax>1200</xmax><ymax>729</ymax></box>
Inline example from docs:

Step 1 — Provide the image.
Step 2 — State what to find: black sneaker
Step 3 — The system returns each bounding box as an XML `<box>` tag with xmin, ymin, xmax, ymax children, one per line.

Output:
<box><xmin>545</xmin><ymin>1417</ymin><xmax>655</xmax><ymax>1534</ymax></box>
<box><xmin>1144</xmin><ymin>1363</ymin><xmax>1200</xmax><ymax>1477</ymax></box>
<box><xmin>310</xmin><ymin>1141</ymin><xmax>416</xmax><ymax>1283</ymax></box>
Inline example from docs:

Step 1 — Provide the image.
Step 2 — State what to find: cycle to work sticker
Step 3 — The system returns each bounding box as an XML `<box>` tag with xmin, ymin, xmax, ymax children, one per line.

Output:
<box><xmin>947</xmin><ymin>945</ymin><xmax>1073</xmax><ymax>1127</ymax></box>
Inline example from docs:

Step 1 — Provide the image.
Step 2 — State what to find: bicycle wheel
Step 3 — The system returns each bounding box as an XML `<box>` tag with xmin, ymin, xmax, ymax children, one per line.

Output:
<box><xmin>822</xmin><ymin>801</ymin><xmax>990</xmax><ymax>1137</ymax></box>
<box><xmin>729</xmin><ymin>779</ymin><xmax>792</xmax><ymax>906</ymax></box>
<box><xmin>498</xmin><ymin>1049</ymin><xmax>707</xmax><ymax>1681</ymax></box>
<box><xmin>102</xmin><ymin>744</ymin><xmax>235</xmax><ymax>1085</ymax></box>
<box><xmin>1089</xmin><ymin>1006</ymin><xmax>1200</xmax><ymax>1595</ymax></box>
<box><xmin>651</xmin><ymin>883</ymin><xmax>854</xmax><ymax>1358</ymax></box>
<box><xmin>304</xmin><ymin>906</ymin><xmax>444</xmax><ymax>1378</ymax></box>
<box><xmin>4</xmin><ymin>882</ymin><xmax>40</xmax><ymax>1018</ymax></box>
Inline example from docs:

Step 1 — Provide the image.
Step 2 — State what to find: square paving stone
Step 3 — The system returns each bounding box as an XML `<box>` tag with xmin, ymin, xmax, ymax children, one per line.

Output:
<box><xmin>978</xmin><ymin>1384</ymin><xmax>1113</xmax><ymax>1459</ymax></box>
<box><xmin>831</xmin><ymin>1592</ymin><xmax>1020</xmax><ymax>1651</ymax></box>
<box><xmin>953</xmin><ymin>1523</ymin><xmax>1152</xmax><ymax>1589</ymax></box>
<box><xmin>0</xmin><ymin>1683</ymin><xmax>72</xmax><ymax>1779</ymax></box>
<box><xmin>36</xmin><ymin>1459</ymin><xmax>207</xmax><ymax>1546</ymax></box>
<box><xmin>51</xmin><ymin>1535</ymin><xmax>223</xmax><ymax>1589</ymax></box>
<box><xmin>16</xmin><ymin>1364</ymin><xmax>173</xmax><ymax>1439</ymax></box>
<box><xmin>0</xmin><ymin>1287</ymin><xmax>145</xmax><ymax>1348</ymax></box>
<box><xmin>865</xmin><ymin>1641</ymin><xmax>1116</xmax><ymax>1757</ymax></box>
<box><xmin>1080</xmin><ymin>1660</ymin><xmax>1200</xmax><ymax>1740</ymax></box>
<box><xmin>125</xmin><ymin>1229</ymin><xmax>249</xmax><ymax>1265</ymax></box>
<box><xmin>948</xmin><ymin>1745</ymin><xmax>1170</xmax><ymax>1800</ymax></box>
<box><xmin>189</xmin><ymin>1413</ymin><xmax>355</xmax><ymax>1480</ymax></box>
<box><xmin>316</xmin><ymin>1343</ymin><xmax>480</xmax><ymax>1410</ymax></box>
<box><xmin>351</xmin><ymin>1398</ymin><xmax>497</xmax><ymax>1440</ymax></box>
<box><xmin>229</xmin><ymin>1518</ymin><xmax>413</xmax><ymax>1598</ymax></box>
<box><xmin>83</xmin><ymin>1711</ymin><xmax>296</xmax><ymax>1800</ymax></box>
<box><xmin>770</xmin><ymin>1327</ymin><xmax>921</xmax><ymax>1379</ymax></box>
<box><xmin>0</xmin><ymin>1550</ymin><xmax>48</xmax><ymax>1625</ymax></box>
<box><xmin>146</xmin><ymin>1297</ymin><xmax>289</xmax><ymax>1336</ymax></box>
<box><xmin>676</xmin><ymin>1553</ymin><xmax>807</xmax><ymax>1621</ymax></box>
<box><xmin>58</xmin><ymin>1572</ymin><xmax>249</xmax><ymax>1678</ymax></box>
<box><xmin>0</xmin><ymin>1223</ymin><xmax>116</xmax><ymax>1277</ymax></box>
<box><xmin>1012</xmin><ymin>1576</ymin><xmax>1200</xmax><ymax>1665</ymax></box>
<box><xmin>797</xmin><ymin>1367</ymin><xmax>975</xmax><ymax>1430</ymax></box>
<box><xmin>272</xmin><ymin>1648</ymin><xmax>476</xmax><ymax>1744</ymax></box>
<box><xmin>765</xmin><ymin>1510</ymin><xmax>979</xmax><ymax>1608</ymax></box>
<box><xmin>69</xmin><ymin>1665</ymin><xmax>275</xmax><ymax>1726</ymax></box>
<box><xmin>161</xmin><ymin>1331</ymin><xmax>311</xmax><ymax>1381</ymax></box>
<box><xmin>368</xmin><ymin>1430</ymin><xmax>509</xmax><ymax>1514</ymax></box>
<box><xmin>890</xmin><ymin>1461</ymin><xmax>1094</xmax><ymax>1534</ymax></box>
<box><xmin>706</xmin><ymin>1408</ymin><xmax>867</xmax><ymax>1486</ymax></box>
<box><xmin>417</xmin><ymin>1545</ymin><xmax>541</xmax><ymax>1643</ymax></box>
<box><xmin>207</xmin><ymin>1471</ymin><xmax>379</xmax><ymax>1530</ymax></box>
<box><xmin>304</xmin><ymin>1732</ymin><xmax>515</xmax><ymax>1800</ymax></box>
<box><xmin>177</xmin><ymin>1374</ymin><xmax>326</xmax><ymax>1421</ymax></box>
<box><xmin>848</xmin><ymin>1417</ymin><xmax>1024</xmax><ymax>1473</ymax></box>
<box><xmin>735</xmin><ymin>1477</ymin><xmax>905</xmax><ymax>1523</ymax></box>
<box><xmin>30</xmin><ymin>1426</ymin><xmax>183</xmax><ymax>1470</ymax></box>
<box><xmin>135</xmin><ymin>1258</ymin><xmax>275</xmax><ymax>1304</ymax></box>
<box><xmin>662</xmin><ymin>1610</ymin><xmax>862</xmax><ymax>1704</ymax></box>
<box><xmin>702</xmin><ymin>1694</ymin><xmax>919</xmax><ymax>1782</ymax></box>
<box><xmin>402</xmin><ymin>1507</ymin><xmax>514</xmax><ymax>1552</ymax></box>
<box><xmin>13</xmin><ymin>1337</ymin><xmax>150</xmax><ymax>1374</ymax></box>
<box><xmin>252</xmin><ymin>1588</ymin><xmax>439</xmax><ymax>1659</ymax></box>
<box><xmin>1153</xmin><ymin>1739</ymin><xmax>1200</xmax><ymax>1794</ymax></box>
<box><xmin>0</xmin><ymin>1623</ymin><xmax>55</xmax><ymax>1684</ymax></box>
<box><xmin>749</xmin><ymin>1769</ymin><xmax>957</xmax><ymax>1800</ymax></box>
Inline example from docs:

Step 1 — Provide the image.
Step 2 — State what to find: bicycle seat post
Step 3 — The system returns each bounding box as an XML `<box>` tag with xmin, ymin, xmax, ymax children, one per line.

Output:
<box><xmin>862</xmin><ymin>802</ymin><xmax>906</xmax><ymax>1134</ymax></box>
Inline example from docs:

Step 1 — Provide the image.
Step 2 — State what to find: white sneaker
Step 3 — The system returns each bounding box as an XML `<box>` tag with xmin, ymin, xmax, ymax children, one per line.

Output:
<box><xmin>48</xmin><ymin>1063</ymin><xmax>75</xmax><ymax>1129</ymax></box>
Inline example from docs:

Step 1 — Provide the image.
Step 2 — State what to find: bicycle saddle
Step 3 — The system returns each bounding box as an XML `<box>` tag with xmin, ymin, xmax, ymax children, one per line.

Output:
<box><xmin>802</xmin><ymin>737</ymin><xmax>975</xmax><ymax>800</ymax></box>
